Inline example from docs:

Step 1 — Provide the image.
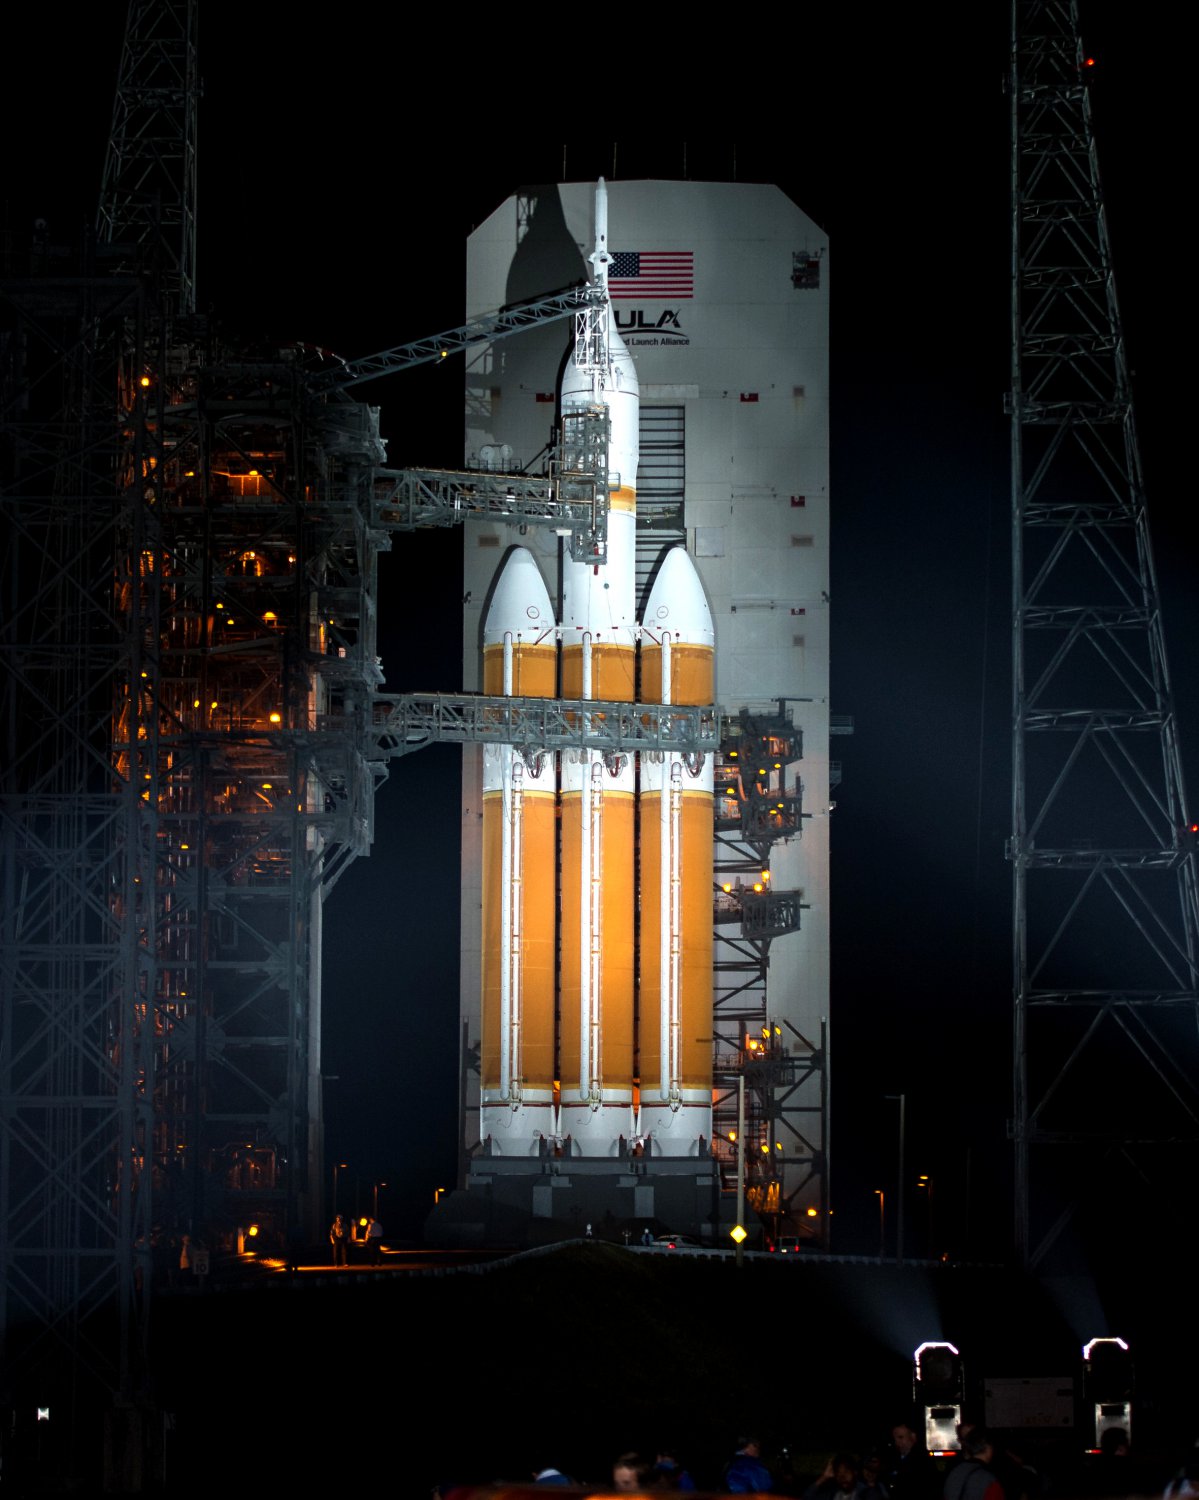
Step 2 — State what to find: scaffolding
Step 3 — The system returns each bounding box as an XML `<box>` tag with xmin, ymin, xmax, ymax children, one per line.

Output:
<box><xmin>709</xmin><ymin>704</ymin><xmax>827</xmax><ymax>1243</ymax></box>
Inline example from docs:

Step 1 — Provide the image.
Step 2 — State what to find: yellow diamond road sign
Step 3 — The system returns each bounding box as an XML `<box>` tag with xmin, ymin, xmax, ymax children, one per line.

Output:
<box><xmin>730</xmin><ymin>1224</ymin><xmax>748</xmax><ymax>1244</ymax></box>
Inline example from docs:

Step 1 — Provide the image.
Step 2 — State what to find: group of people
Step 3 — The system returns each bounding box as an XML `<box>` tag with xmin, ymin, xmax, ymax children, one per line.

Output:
<box><xmin>533</xmin><ymin>1447</ymin><xmax>698</xmax><ymax>1491</ymax></box>
<box><xmin>327</xmin><ymin>1212</ymin><xmax>384</xmax><ymax>1266</ymax></box>
<box><xmin>518</xmin><ymin>1418</ymin><xmax>1193</xmax><ymax>1497</ymax></box>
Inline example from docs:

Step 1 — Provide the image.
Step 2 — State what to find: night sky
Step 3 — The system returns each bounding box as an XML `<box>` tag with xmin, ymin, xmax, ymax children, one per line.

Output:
<box><xmin>4</xmin><ymin>5</ymin><xmax>1191</xmax><ymax>1257</ymax></box>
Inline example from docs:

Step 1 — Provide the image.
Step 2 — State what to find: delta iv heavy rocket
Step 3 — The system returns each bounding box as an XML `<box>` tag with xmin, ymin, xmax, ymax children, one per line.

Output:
<box><xmin>479</xmin><ymin>182</ymin><xmax>715</xmax><ymax>1161</ymax></box>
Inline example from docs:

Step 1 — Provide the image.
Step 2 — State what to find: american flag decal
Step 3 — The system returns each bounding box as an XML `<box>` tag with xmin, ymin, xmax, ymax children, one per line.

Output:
<box><xmin>608</xmin><ymin>251</ymin><xmax>694</xmax><ymax>299</ymax></box>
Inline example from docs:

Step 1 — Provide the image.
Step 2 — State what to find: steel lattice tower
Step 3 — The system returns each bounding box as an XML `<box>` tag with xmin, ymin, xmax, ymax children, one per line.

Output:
<box><xmin>97</xmin><ymin>0</ymin><xmax>198</xmax><ymax>319</ymax></box>
<box><xmin>1009</xmin><ymin>0</ymin><xmax>1199</xmax><ymax>1266</ymax></box>
<box><xmin>3</xmin><ymin>2</ymin><xmax>388</xmax><ymax>1482</ymax></box>
<box><xmin>0</xmin><ymin>0</ymin><xmax>199</xmax><ymax>1467</ymax></box>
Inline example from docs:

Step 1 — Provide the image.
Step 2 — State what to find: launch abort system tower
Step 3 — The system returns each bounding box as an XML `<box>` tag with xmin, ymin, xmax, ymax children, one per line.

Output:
<box><xmin>453</xmin><ymin>181</ymin><xmax>831</xmax><ymax>1243</ymax></box>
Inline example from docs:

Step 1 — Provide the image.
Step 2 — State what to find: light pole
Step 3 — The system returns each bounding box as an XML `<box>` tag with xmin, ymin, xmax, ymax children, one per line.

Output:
<box><xmin>736</xmin><ymin>1074</ymin><xmax>746</xmax><ymax>1269</ymax></box>
<box><xmin>372</xmin><ymin>1180</ymin><xmax>387</xmax><ymax>1218</ymax></box>
<box><xmin>885</xmin><ymin>1092</ymin><xmax>906</xmax><ymax>1266</ymax></box>
<box><xmin>875</xmin><ymin>1189</ymin><xmax>885</xmax><ymax>1259</ymax></box>
<box><xmin>332</xmin><ymin>1161</ymin><xmax>347</xmax><ymax>1218</ymax></box>
<box><xmin>918</xmin><ymin>1173</ymin><xmax>934</xmax><ymax>1258</ymax></box>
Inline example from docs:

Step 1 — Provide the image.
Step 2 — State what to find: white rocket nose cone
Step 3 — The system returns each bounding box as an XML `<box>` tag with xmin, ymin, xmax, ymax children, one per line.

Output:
<box><xmin>643</xmin><ymin>546</ymin><xmax>714</xmax><ymax>646</ymax></box>
<box><xmin>483</xmin><ymin>547</ymin><xmax>554</xmax><ymax>640</ymax></box>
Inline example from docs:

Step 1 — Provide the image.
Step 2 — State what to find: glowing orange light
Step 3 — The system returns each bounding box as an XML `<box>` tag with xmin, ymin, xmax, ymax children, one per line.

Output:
<box><xmin>269</xmin><ymin>711</ymin><xmax>282</xmax><ymax>724</ymax></box>
<box><xmin>139</xmin><ymin>376</ymin><xmax>151</xmax><ymax>388</ymax></box>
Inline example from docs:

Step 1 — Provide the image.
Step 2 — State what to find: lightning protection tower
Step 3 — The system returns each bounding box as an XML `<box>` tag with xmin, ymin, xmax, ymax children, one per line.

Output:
<box><xmin>1009</xmin><ymin>0</ymin><xmax>1199</xmax><ymax>1266</ymax></box>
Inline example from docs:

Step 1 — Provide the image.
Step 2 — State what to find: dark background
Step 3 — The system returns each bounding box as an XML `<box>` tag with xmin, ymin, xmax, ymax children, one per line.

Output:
<box><xmin>2</xmin><ymin>4</ymin><xmax>1191</xmax><ymax>1260</ymax></box>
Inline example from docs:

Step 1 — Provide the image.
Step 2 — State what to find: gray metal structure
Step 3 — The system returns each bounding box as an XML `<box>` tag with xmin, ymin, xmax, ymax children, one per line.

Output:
<box><xmin>1009</xmin><ymin>0</ymin><xmax>1199</xmax><ymax>1265</ymax></box>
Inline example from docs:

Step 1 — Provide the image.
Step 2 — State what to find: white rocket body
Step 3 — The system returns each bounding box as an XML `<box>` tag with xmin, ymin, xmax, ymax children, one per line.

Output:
<box><xmin>479</xmin><ymin>181</ymin><xmax>714</xmax><ymax>1161</ymax></box>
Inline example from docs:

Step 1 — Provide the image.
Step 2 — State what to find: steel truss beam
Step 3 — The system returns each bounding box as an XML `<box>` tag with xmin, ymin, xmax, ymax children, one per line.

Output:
<box><xmin>374</xmin><ymin>405</ymin><xmax>611</xmax><ymax>564</ymax></box>
<box><xmin>367</xmin><ymin>693</ymin><xmax>719</xmax><ymax>758</ymax></box>
<box><xmin>318</xmin><ymin>286</ymin><xmax>590</xmax><ymax>391</ymax></box>
<box><xmin>1009</xmin><ymin>0</ymin><xmax>1199</xmax><ymax>1266</ymax></box>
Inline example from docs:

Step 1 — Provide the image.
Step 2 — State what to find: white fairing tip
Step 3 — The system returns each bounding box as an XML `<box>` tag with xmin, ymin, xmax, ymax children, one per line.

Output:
<box><xmin>643</xmin><ymin>546</ymin><xmax>714</xmax><ymax>645</ymax></box>
<box><xmin>483</xmin><ymin>547</ymin><xmax>554</xmax><ymax>640</ymax></box>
